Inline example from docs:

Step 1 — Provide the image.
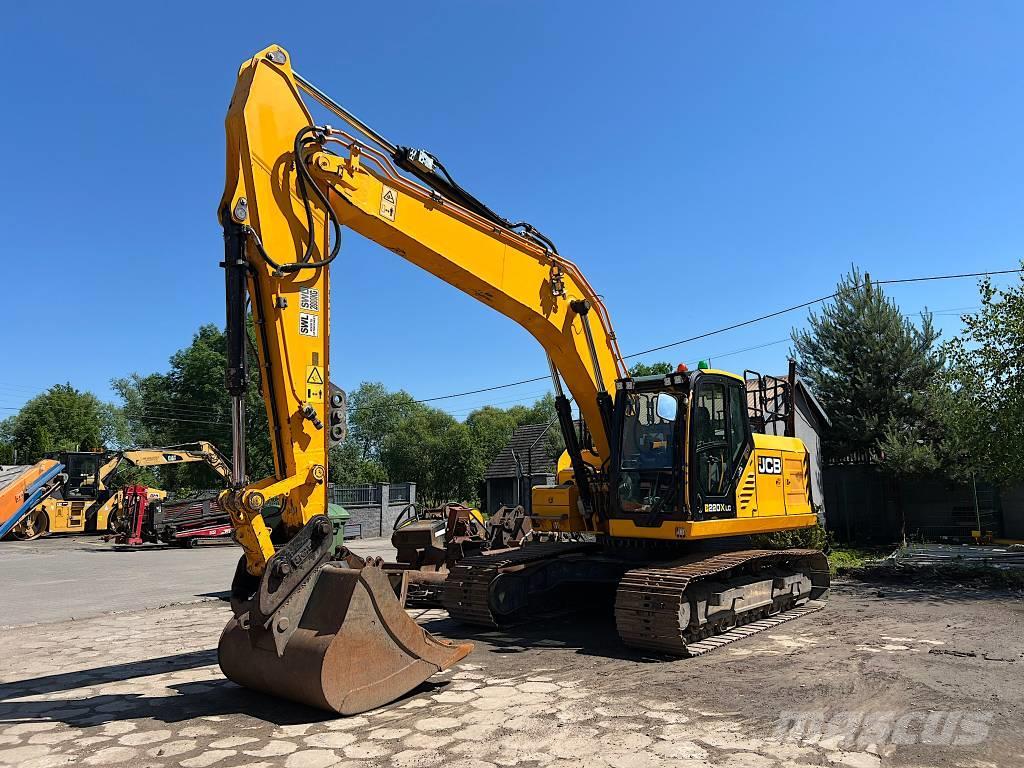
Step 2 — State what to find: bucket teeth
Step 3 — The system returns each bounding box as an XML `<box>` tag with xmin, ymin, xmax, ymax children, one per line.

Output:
<box><xmin>219</xmin><ymin>564</ymin><xmax>472</xmax><ymax>715</ymax></box>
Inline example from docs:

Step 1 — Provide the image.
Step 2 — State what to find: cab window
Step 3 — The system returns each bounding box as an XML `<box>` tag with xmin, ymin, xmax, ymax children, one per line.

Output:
<box><xmin>619</xmin><ymin>390</ymin><xmax>679</xmax><ymax>509</ymax></box>
<box><xmin>620</xmin><ymin>391</ymin><xmax>677</xmax><ymax>472</ymax></box>
<box><xmin>728</xmin><ymin>383</ymin><xmax>750</xmax><ymax>466</ymax></box>
<box><xmin>692</xmin><ymin>380</ymin><xmax>750</xmax><ymax>499</ymax></box>
<box><xmin>693</xmin><ymin>383</ymin><xmax>728</xmax><ymax>496</ymax></box>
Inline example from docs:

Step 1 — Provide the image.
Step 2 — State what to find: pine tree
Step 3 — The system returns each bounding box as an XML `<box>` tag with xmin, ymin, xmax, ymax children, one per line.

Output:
<box><xmin>791</xmin><ymin>267</ymin><xmax>943</xmax><ymax>464</ymax></box>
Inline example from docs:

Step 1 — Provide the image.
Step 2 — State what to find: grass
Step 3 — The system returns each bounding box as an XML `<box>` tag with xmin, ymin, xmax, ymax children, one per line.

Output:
<box><xmin>827</xmin><ymin>546</ymin><xmax>887</xmax><ymax>574</ymax></box>
<box><xmin>851</xmin><ymin>559</ymin><xmax>1024</xmax><ymax>590</ymax></box>
<box><xmin>749</xmin><ymin>527</ymin><xmax>890</xmax><ymax>576</ymax></box>
<box><xmin>828</xmin><ymin>543</ymin><xmax>1024</xmax><ymax>590</ymax></box>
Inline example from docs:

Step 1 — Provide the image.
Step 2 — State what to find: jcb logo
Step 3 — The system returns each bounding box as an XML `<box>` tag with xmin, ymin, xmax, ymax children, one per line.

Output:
<box><xmin>758</xmin><ymin>456</ymin><xmax>782</xmax><ymax>475</ymax></box>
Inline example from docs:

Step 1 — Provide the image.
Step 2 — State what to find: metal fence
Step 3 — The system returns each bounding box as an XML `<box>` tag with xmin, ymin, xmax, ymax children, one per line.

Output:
<box><xmin>329</xmin><ymin>484</ymin><xmax>381</xmax><ymax>507</ymax></box>
<box><xmin>327</xmin><ymin>482</ymin><xmax>415</xmax><ymax>507</ymax></box>
<box><xmin>389</xmin><ymin>483</ymin><xmax>413</xmax><ymax>503</ymax></box>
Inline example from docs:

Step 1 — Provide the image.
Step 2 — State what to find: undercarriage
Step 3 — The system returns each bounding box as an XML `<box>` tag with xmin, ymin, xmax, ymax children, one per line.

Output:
<box><xmin>443</xmin><ymin>540</ymin><xmax>829</xmax><ymax>657</ymax></box>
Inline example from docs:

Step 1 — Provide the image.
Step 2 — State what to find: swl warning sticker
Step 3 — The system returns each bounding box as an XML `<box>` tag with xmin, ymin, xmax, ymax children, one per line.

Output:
<box><xmin>299</xmin><ymin>287</ymin><xmax>320</xmax><ymax>312</ymax></box>
<box><xmin>299</xmin><ymin>312</ymin><xmax>319</xmax><ymax>337</ymax></box>
<box><xmin>380</xmin><ymin>186</ymin><xmax>397</xmax><ymax>221</ymax></box>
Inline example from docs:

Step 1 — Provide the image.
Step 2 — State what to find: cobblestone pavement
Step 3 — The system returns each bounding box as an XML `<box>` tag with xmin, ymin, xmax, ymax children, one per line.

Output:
<box><xmin>1</xmin><ymin>582</ymin><xmax>1022</xmax><ymax>768</ymax></box>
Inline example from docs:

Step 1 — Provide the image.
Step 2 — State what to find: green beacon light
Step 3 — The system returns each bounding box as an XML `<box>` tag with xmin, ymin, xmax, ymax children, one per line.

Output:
<box><xmin>697</xmin><ymin>360</ymin><xmax>710</xmax><ymax>370</ymax></box>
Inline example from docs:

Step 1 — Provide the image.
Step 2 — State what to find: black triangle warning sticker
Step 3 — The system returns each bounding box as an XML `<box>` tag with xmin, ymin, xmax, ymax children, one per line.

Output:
<box><xmin>380</xmin><ymin>186</ymin><xmax>398</xmax><ymax>221</ymax></box>
<box><xmin>306</xmin><ymin>367</ymin><xmax>324</xmax><ymax>385</ymax></box>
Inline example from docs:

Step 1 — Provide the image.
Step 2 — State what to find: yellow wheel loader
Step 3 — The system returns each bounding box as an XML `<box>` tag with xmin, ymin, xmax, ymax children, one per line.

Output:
<box><xmin>214</xmin><ymin>45</ymin><xmax>829</xmax><ymax>716</ymax></box>
<box><xmin>9</xmin><ymin>442</ymin><xmax>230</xmax><ymax>539</ymax></box>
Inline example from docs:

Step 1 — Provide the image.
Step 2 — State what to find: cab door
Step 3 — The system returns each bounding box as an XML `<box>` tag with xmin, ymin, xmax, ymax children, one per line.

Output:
<box><xmin>689</xmin><ymin>375</ymin><xmax>753</xmax><ymax>519</ymax></box>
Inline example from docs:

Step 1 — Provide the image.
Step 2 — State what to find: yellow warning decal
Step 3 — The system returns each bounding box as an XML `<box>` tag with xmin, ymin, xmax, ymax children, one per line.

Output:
<box><xmin>305</xmin><ymin>365</ymin><xmax>324</xmax><ymax>403</ymax></box>
<box><xmin>380</xmin><ymin>186</ymin><xmax>397</xmax><ymax>221</ymax></box>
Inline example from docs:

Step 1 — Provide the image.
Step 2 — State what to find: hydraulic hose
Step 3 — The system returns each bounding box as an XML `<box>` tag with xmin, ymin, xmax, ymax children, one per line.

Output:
<box><xmin>247</xmin><ymin>126</ymin><xmax>343</xmax><ymax>274</ymax></box>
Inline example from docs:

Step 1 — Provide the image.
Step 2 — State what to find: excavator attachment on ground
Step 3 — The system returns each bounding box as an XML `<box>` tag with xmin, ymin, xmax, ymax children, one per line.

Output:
<box><xmin>217</xmin><ymin>515</ymin><xmax>472</xmax><ymax>714</ymax></box>
<box><xmin>219</xmin><ymin>564</ymin><xmax>471</xmax><ymax>714</ymax></box>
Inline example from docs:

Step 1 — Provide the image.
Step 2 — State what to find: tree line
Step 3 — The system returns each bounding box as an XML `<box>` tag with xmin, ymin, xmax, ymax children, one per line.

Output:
<box><xmin>0</xmin><ymin>324</ymin><xmax>566</xmax><ymax>506</ymax></box>
<box><xmin>792</xmin><ymin>265</ymin><xmax>1024</xmax><ymax>489</ymax></box>
<box><xmin>2</xmin><ymin>263</ymin><xmax>1021</xmax><ymax>506</ymax></box>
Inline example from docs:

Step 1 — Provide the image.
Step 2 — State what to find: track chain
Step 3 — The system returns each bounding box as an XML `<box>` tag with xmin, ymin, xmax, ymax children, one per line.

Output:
<box><xmin>441</xmin><ymin>541</ymin><xmax>598</xmax><ymax>627</ymax></box>
<box><xmin>614</xmin><ymin>548</ymin><xmax>829</xmax><ymax>656</ymax></box>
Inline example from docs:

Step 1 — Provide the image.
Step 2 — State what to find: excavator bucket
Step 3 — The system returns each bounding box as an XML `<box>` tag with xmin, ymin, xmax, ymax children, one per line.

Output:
<box><xmin>218</xmin><ymin>564</ymin><xmax>472</xmax><ymax>715</ymax></box>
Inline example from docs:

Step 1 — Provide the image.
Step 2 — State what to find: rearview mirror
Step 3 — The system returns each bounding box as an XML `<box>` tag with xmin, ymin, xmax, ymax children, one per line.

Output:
<box><xmin>656</xmin><ymin>393</ymin><xmax>678</xmax><ymax>422</ymax></box>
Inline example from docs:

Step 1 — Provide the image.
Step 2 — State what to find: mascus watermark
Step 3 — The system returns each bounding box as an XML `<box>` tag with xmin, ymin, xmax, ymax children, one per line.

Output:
<box><xmin>774</xmin><ymin>710</ymin><xmax>993</xmax><ymax>747</ymax></box>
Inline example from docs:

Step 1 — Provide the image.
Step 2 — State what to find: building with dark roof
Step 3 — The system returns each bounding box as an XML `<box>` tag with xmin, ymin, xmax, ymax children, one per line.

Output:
<box><xmin>483</xmin><ymin>423</ymin><xmax>556</xmax><ymax>516</ymax></box>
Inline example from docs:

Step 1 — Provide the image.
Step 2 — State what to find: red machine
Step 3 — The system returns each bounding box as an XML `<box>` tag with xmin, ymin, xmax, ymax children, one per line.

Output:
<box><xmin>119</xmin><ymin>485</ymin><xmax>151</xmax><ymax>546</ymax></box>
<box><xmin>114</xmin><ymin>491</ymin><xmax>235</xmax><ymax>547</ymax></box>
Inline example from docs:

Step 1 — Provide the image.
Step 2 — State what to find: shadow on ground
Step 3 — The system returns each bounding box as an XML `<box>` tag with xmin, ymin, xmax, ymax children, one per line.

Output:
<box><xmin>0</xmin><ymin>650</ymin><xmax>218</xmax><ymax>702</ymax></box>
<box><xmin>419</xmin><ymin>595</ymin><xmax>665</xmax><ymax>663</ymax></box>
<box><xmin>0</xmin><ymin>650</ymin><xmax>449</xmax><ymax>727</ymax></box>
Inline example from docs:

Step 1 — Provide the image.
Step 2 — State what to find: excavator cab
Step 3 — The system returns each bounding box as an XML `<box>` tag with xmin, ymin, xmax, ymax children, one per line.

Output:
<box><xmin>58</xmin><ymin>451</ymin><xmax>107</xmax><ymax>500</ymax></box>
<box><xmin>610</xmin><ymin>368</ymin><xmax>755</xmax><ymax>524</ymax></box>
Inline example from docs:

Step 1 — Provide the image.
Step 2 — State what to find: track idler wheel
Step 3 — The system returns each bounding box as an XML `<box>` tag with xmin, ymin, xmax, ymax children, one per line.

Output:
<box><xmin>218</xmin><ymin>563</ymin><xmax>472</xmax><ymax>715</ymax></box>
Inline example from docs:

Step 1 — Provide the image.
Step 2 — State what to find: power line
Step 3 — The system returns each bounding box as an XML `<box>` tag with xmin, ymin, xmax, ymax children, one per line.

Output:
<box><xmin>121</xmin><ymin>411</ymin><xmax>228</xmax><ymax>427</ymax></box>
<box><xmin>1</xmin><ymin>266</ymin><xmax>1018</xmax><ymax>422</ymax></box>
<box><xmin>875</xmin><ymin>268</ymin><xmax>1022</xmax><ymax>286</ymax></box>
<box><xmin>412</xmin><ymin>266</ymin><xmax>1022</xmax><ymax>399</ymax></box>
<box><xmin>126</xmin><ymin>403</ymin><xmax>227</xmax><ymax>419</ymax></box>
<box><xmin>624</xmin><ymin>268</ymin><xmax>1020</xmax><ymax>360</ymax></box>
<box><xmin>622</xmin><ymin>292</ymin><xmax>836</xmax><ymax>360</ymax></box>
<box><xmin>412</xmin><ymin>374</ymin><xmax>551</xmax><ymax>404</ymax></box>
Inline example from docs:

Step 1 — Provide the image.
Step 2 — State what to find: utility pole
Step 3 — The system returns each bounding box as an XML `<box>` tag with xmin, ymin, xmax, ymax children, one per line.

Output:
<box><xmin>971</xmin><ymin>472</ymin><xmax>982</xmax><ymax>542</ymax></box>
<box><xmin>785</xmin><ymin>358</ymin><xmax>797</xmax><ymax>439</ymax></box>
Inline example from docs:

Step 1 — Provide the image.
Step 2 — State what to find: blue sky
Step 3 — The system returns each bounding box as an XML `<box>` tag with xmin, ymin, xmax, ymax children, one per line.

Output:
<box><xmin>2</xmin><ymin>2</ymin><xmax>1022</xmax><ymax>421</ymax></box>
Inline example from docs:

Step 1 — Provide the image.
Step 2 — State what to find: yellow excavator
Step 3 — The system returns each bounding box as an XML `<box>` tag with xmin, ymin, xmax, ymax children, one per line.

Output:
<box><xmin>9</xmin><ymin>442</ymin><xmax>231</xmax><ymax>539</ymax></box>
<box><xmin>215</xmin><ymin>45</ymin><xmax>829</xmax><ymax>715</ymax></box>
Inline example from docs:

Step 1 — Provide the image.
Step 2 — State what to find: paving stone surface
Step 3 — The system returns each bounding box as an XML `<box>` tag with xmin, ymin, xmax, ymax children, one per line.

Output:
<box><xmin>1</xmin><ymin>547</ymin><xmax>1022</xmax><ymax>767</ymax></box>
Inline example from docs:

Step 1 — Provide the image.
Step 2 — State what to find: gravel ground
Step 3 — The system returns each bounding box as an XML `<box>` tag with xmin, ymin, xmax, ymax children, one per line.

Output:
<box><xmin>1</xmin><ymin>572</ymin><xmax>1022</xmax><ymax>768</ymax></box>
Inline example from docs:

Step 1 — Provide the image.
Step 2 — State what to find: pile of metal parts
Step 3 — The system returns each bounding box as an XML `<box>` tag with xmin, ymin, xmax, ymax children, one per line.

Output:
<box><xmin>894</xmin><ymin>542</ymin><xmax>1024</xmax><ymax>570</ymax></box>
<box><xmin>351</xmin><ymin>503</ymin><xmax>535</xmax><ymax>606</ymax></box>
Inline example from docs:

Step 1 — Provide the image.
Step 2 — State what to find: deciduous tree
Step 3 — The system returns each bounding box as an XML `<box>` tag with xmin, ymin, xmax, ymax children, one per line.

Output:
<box><xmin>0</xmin><ymin>384</ymin><xmax>121</xmax><ymax>462</ymax></box>
<box><xmin>112</xmin><ymin>324</ymin><xmax>268</xmax><ymax>493</ymax></box>
<box><xmin>936</xmin><ymin>270</ymin><xmax>1024</xmax><ymax>484</ymax></box>
<box><xmin>628</xmin><ymin>361</ymin><xmax>674</xmax><ymax>376</ymax></box>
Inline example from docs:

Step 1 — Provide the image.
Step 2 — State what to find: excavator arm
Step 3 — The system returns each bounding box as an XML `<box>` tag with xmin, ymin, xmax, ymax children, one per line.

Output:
<box><xmin>118</xmin><ymin>441</ymin><xmax>232</xmax><ymax>480</ymax></box>
<box><xmin>214</xmin><ymin>43</ymin><xmax>630</xmax><ymax>716</ymax></box>
<box><xmin>220</xmin><ymin>45</ymin><xmax>625</xmax><ymax>578</ymax></box>
<box><xmin>219</xmin><ymin>45</ymin><xmax>549</xmax><ymax>714</ymax></box>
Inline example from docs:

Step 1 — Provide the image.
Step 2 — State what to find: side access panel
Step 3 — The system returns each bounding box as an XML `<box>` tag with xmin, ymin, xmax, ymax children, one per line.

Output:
<box><xmin>754</xmin><ymin>450</ymin><xmax>785</xmax><ymax>517</ymax></box>
<box><xmin>783</xmin><ymin>452</ymin><xmax>812</xmax><ymax>513</ymax></box>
